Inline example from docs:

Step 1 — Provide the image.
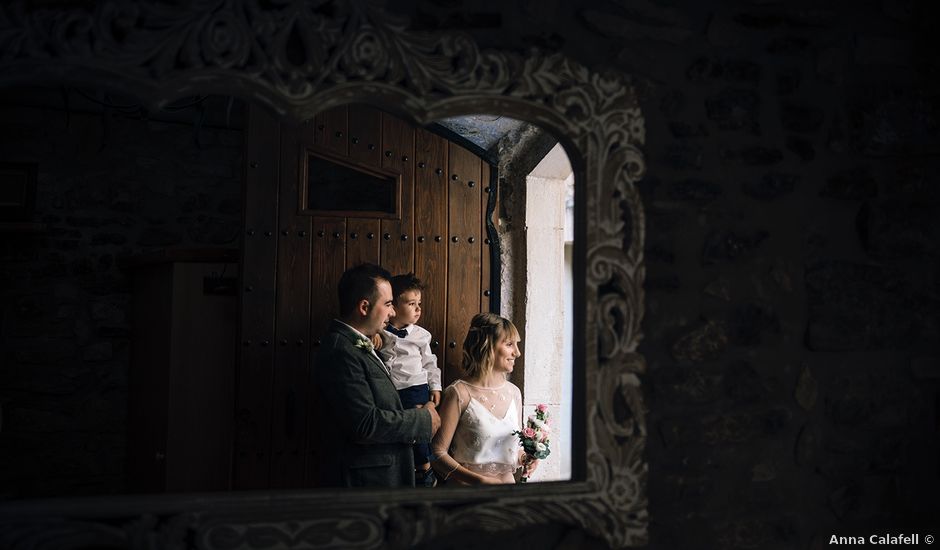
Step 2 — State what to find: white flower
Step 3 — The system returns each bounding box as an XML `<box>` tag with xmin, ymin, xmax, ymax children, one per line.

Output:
<box><xmin>354</xmin><ymin>338</ymin><xmax>374</xmax><ymax>352</ymax></box>
<box><xmin>536</xmin><ymin>442</ymin><xmax>547</xmax><ymax>453</ymax></box>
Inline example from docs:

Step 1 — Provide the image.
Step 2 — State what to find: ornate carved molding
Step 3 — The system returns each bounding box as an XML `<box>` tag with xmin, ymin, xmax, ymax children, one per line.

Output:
<box><xmin>0</xmin><ymin>1</ymin><xmax>647</xmax><ymax>547</ymax></box>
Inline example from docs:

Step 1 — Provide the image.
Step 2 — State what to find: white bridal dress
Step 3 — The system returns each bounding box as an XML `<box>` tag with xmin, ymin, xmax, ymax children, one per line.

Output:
<box><xmin>444</xmin><ymin>379</ymin><xmax>523</xmax><ymax>480</ymax></box>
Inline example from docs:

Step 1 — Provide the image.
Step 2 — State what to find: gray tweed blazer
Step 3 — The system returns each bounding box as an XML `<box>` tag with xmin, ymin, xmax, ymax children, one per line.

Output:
<box><xmin>313</xmin><ymin>320</ymin><xmax>432</xmax><ymax>488</ymax></box>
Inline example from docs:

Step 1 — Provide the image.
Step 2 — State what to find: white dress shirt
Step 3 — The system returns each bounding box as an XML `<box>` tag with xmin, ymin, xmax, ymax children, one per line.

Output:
<box><xmin>378</xmin><ymin>324</ymin><xmax>442</xmax><ymax>391</ymax></box>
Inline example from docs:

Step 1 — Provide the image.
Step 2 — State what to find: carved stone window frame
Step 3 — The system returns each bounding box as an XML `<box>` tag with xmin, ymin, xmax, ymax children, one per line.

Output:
<box><xmin>0</xmin><ymin>2</ymin><xmax>648</xmax><ymax>548</ymax></box>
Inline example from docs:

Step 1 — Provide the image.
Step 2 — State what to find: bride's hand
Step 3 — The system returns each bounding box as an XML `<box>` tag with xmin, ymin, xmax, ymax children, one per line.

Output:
<box><xmin>518</xmin><ymin>452</ymin><xmax>540</xmax><ymax>478</ymax></box>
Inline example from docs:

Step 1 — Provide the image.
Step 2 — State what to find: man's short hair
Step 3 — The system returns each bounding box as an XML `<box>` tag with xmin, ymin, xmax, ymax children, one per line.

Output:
<box><xmin>389</xmin><ymin>273</ymin><xmax>425</xmax><ymax>302</ymax></box>
<box><xmin>337</xmin><ymin>263</ymin><xmax>392</xmax><ymax>314</ymax></box>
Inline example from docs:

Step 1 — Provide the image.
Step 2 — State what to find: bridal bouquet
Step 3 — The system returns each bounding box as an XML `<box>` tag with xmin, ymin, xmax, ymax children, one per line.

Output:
<box><xmin>514</xmin><ymin>404</ymin><xmax>552</xmax><ymax>483</ymax></box>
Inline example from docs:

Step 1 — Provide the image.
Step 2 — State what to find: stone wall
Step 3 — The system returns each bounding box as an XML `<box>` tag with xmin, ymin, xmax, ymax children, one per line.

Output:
<box><xmin>522</xmin><ymin>151</ymin><xmax>572</xmax><ymax>483</ymax></box>
<box><xmin>411</xmin><ymin>0</ymin><xmax>939</xmax><ymax>547</ymax></box>
<box><xmin>633</xmin><ymin>4</ymin><xmax>939</xmax><ymax>547</ymax></box>
<box><xmin>0</xmin><ymin>95</ymin><xmax>243</xmax><ymax>498</ymax></box>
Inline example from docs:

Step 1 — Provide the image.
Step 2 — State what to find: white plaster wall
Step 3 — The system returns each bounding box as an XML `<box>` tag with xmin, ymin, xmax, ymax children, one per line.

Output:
<box><xmin>561</xmin><ymin>172</ymin><xmax>574</xmax><ymax>480</ymax></box>
<box><xmin>522</xmin><ymin>146</ymin><xmax>572</xmax><ymax>481</ymax></box>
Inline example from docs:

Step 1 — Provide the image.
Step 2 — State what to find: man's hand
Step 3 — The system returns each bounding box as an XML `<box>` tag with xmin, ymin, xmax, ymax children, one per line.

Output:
<box><xmin>429</xmin><ymin>390</ymin><xmax>441</xmax><ymax>406</ymax></box>
<box><xmin>425</xmin><ymin>401</ymin><xmax>441</xmax><ymax>435</ymax></box>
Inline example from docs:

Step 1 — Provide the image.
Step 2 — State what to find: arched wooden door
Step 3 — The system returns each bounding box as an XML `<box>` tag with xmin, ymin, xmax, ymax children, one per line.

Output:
<box><xmin>234</xmin><ymin>104</ymin><xmax>497</xmax><ymax>489</ymax></box>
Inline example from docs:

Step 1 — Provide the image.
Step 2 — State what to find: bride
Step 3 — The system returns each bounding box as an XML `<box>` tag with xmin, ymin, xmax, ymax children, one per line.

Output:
<box><xmin>430</xmin><ymin>313</ymin><xmax>538</xmax><ymax>484</ymax></box>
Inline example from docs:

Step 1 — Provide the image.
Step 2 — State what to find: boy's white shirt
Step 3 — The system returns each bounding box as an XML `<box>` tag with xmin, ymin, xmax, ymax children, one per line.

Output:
<box><xmin>378</xmin><ymin>324</ymin><xmax>442</xmax><ymax>391</ymax></box>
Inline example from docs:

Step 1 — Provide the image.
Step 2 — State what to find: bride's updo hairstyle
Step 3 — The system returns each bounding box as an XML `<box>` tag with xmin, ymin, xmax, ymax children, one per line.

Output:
<box><xmin>461</xmin><ymin>312</ymin><xmax>520</xmax><ymax>379</ymax></box>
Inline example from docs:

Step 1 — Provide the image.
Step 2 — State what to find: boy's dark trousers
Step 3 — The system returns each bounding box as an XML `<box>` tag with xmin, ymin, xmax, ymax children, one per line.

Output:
<box><xmin>397</xmin><ymin>383</ymin><xmax>432</xmax><ymax>467</ymax></box>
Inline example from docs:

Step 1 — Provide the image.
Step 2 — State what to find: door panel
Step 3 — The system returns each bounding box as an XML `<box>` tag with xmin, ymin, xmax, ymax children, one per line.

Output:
<box><xmin>380</xmin><ymin>113</ymin><xmax>416</xmax><ymax>276</ymax></box>
<box><xmin>444</xmin><ymin>143</ymin><xmax>483</xmax><ymax>387</ymax></box>
<box><xmin>345</xmin><ymin>218</ymin><xmax>381</xmax><ymax>268</ymax></box>
<box><xmin>234</xmin><ymin>106</ymin><xmax>280</xmax><ymax>490</ymax></box>
<box><xmin>314</xmin><ymin>106</ymin><xmax>348</xmax><ymax>157</ymax></box>
<box><xmin>347</xmin><ymin>106</ymin><xmax>382</xmax><ymax>167</ymax></box>
<box><xmin>346</xmin><ymin>107</ymin><xmax>383</xmax><ymax>270</ymax></box>
<box><xmin>413</xmin><ymin>128</ymin><xmax>449</xmax><ymax>377</ymax></box>
<box><xmin>304</xmin><ymin>216</ymin><xmax>346</xmax><ymax>485</ymax></box>
<box><xmin>269</xmin><ymin>121</ymin><xmax>311</xmax><ymax>488</ymax></box>
<box><xmin>309</xmin><ymin>219</ymin><xmax>348</xmax><ymax>342</ymax></box>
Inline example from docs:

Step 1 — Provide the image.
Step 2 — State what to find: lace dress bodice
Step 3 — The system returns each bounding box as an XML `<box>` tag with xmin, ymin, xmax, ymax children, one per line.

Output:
<box><xmin>446</xmin><ymin>380</ymin><xmax>523</xmax><ymax>476</ymax></box>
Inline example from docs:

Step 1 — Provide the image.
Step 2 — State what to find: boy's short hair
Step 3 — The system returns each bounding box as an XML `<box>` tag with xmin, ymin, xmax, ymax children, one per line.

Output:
<box><xmin>389</xmin><ymin>273</ymin><xmax>424</xmax><ymax>302</ymax></box>
<box><xmin>337</xmin><ymin>263</ymin><xmax>392</xmax><ymax>314</ymax></box>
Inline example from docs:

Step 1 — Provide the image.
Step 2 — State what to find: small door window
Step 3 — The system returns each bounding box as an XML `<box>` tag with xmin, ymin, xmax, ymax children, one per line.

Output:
<box><xmin>302</xmin><ymin>151</ymin><xmax>400</xmax><ymax>218</ymax></box>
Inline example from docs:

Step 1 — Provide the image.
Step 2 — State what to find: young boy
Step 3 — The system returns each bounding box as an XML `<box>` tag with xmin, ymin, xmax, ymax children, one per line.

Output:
<box><xmin>376</xmin><ymin>273</ymin><xmax>442</xmax><ymax>487</ymax></box>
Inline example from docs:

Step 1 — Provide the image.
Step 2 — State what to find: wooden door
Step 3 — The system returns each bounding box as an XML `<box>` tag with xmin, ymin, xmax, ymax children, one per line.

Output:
<box><xmin>236</xmin><ymin>104</ymin><xmax>496</xmax><ymax>489</ymax></box>
<box><xmin>268</xmin><ymin>120</ymin><xmax>311</xmax><ymax>488</ymax></box>
<box><xmin>413</xmin><ymin>128</ymin><xmax>448</xmax><ymax>377</ymax></box>
<box><xmin>233</xmin><ymin>108</ymin><xmax>279</xmax><ymax>489</ymax></box>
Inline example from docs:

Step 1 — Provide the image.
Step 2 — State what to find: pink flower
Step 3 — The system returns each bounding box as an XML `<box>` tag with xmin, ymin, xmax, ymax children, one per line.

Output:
<box><xmin>522</xmin><ymin>427</ymin><xmax>536</xmax><ymax>439</ymax></box>
<box><xmin>537</xmin><ymin>404</ymin><xmax>548</xmax><ymax>413</ymax></box>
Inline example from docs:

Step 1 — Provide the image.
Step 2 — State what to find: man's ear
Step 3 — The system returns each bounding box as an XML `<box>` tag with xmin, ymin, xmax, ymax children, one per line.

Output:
<box><xmin>356</xmin><ymin>299</ymin><xmax>370</xmax><ymax>317</ymax></box>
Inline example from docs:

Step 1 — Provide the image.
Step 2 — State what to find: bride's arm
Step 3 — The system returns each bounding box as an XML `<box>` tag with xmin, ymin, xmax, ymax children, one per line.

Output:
<box><xmin>430</xmin><ymin>385</ymin><xmax>500</xmax><ymax>485</ymax></box>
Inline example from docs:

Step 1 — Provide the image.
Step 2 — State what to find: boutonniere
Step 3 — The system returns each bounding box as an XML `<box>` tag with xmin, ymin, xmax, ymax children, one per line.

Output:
<box><xmin>354</xmin><ymin>338</ymin><xmax>374</xmax><ymax>352</ymax></box>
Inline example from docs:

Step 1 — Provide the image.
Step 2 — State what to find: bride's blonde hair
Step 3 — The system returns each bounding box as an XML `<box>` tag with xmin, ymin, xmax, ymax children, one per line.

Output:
<box><xmin>461</xmin><ymin>312</ymin><xmax>520</xmax><ymax>380</ymax></box>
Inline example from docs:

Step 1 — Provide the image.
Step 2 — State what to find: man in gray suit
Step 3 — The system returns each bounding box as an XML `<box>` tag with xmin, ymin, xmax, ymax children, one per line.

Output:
<box><xmin>314</xmin><ymin>263</ymin><xmax>441</xmax><ymax>487</ymax></box>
